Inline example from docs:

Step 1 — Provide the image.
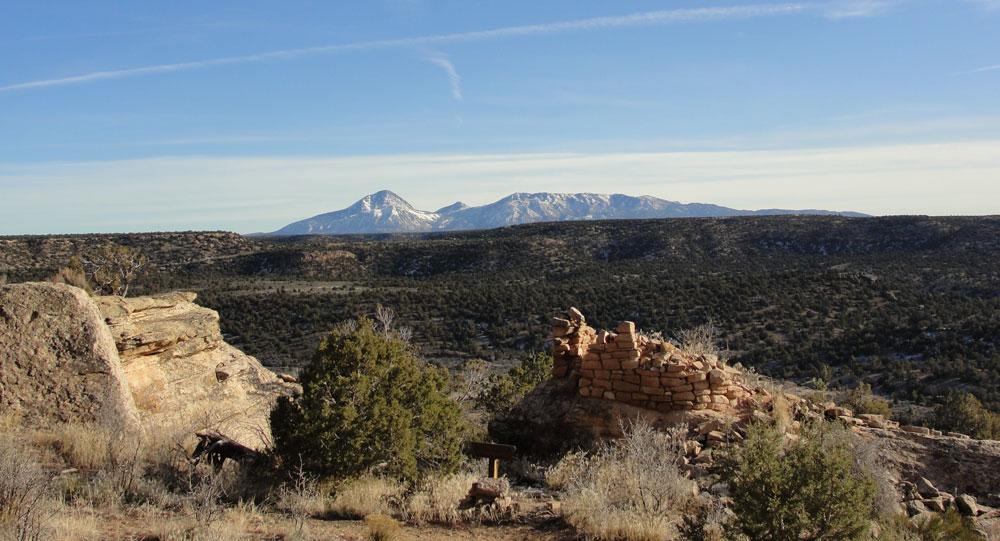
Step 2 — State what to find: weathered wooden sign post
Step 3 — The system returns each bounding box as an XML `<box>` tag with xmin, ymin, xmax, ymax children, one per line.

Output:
<box><xmin>463</xmin><ymin>441</ymin><xmax>516</xmax><ymax>479</ymax></box>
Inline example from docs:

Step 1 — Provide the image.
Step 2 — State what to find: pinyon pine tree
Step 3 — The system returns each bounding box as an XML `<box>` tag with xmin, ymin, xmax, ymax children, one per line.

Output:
<box><xmin>271</xmin><ymin>317</ymin><xmax>465</xmax><ymax>481</ymax></box>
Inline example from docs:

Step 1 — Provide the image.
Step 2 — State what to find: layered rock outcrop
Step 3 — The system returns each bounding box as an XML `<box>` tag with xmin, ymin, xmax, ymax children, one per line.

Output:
<box><xmin>0</xmin><ymin>283</ymin><xmax>140</xmax><ymax>431</ymax></box>
<box><xmin>0</xmin><ymin>283</ymin><xmax>297</xmax><ymax>449</ymax></box>
<box><xmin>96</xmin><ymin>291</ymin><xmax>299</xmax><ymax>449</ymax></box>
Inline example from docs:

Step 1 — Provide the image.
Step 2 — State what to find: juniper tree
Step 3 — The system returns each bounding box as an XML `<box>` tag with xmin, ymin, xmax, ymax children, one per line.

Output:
<box><xmin>271</xmin><ymin>317</ymin><xmax>465</xmax><ymax>481</ymax></box>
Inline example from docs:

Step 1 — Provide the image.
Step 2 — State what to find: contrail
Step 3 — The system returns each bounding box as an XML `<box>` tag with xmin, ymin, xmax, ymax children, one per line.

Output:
<box><xmin>0</xmin><ymin>3</ymin><xmax>807</xmax><ymax>93</ymax></box>
<box><xmin>425</xmin><ymin>54</ymin><xmax>463</xmax><ymax>100</ymax></box>
<box><xmin>960</xmin><ymin>64</ymin><xmax>1000</xmax><ymax>75</ymax></box>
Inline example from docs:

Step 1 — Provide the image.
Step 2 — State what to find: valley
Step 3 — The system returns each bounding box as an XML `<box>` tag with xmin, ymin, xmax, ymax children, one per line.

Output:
<box><xmin>4</xmin><ymin>215</ymin><xmax>999</xmax><ymax>414</ymax></box>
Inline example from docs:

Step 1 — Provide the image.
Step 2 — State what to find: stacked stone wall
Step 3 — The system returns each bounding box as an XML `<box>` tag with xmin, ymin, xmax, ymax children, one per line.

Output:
<box><xmin>551</xmin><ymin>307</ymin><xmax>751</xmax><ymax>414</ymax></box>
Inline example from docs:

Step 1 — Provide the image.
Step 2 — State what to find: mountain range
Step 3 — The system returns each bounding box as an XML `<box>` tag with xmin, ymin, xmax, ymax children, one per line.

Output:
<box><xmin>269</xmin><ymin>190</ymin><xmax>867</xmax><ymax>235</ymax></box>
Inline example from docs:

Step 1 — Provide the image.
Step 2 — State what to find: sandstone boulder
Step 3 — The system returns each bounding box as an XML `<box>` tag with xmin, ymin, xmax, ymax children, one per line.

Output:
<box><xmin>916</xmin><ymin>477</ymin><xmax>940</xmax><ymax>499</ymax></box>
<box><xmin>0</xmin><ymin>283</ymin><xmax>140</xmax><ymax>432</ymax></box>
<box><xmin>956</xmin><ymin>494</ymin><xmax>980</xmax><ymax>517</ymax></box>
<box><xmin>96</xmin><ymin>292</ymin><xmax>299</xmax><ymax>450</ymax></box>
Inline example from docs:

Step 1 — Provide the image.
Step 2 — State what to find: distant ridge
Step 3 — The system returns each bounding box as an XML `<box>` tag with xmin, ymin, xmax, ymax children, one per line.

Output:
<box><xmin>269</xmin><ymin>190</ymin><xmax>868</xmax><ymax>235</ymax></box>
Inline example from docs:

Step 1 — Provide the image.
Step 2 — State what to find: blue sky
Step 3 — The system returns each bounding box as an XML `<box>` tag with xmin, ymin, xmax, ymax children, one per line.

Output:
<box><xmin>1</xmin><ymin>1</ymin><xmax>999</xmax><ymax>233</ymax></box>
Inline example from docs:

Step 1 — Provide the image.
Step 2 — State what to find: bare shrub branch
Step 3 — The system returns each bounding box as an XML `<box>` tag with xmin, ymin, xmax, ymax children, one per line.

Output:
<box><xmin>80</xmin><ymin>244</ymin><xmax>147</xmax><ymax>297</ymax></box>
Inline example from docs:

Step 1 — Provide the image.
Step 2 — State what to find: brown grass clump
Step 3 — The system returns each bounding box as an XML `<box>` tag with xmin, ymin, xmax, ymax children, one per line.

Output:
<box><xmin>328</xmin><ymin>475</ymin><xmax>405</xmax><ymax>519</ymax></box>
<box><xmin>45</xmin><ymin>503</ymin><xmax>101</xmax><ymax>541</ymax></box>
<box><xmin>405</xmin><ymin>472</ymin><xmax>478</xmax><ymax>525</ymax></box>
<box><xmin>43</xmin><ymin>423</ymin><xmax>113</xmax><ymax>470</ymax></box>
<box><xmin>543</xmin><ymin>451</ymin><xmax>585</xmax><ymax>491</ymax></box>
<box><xmin>0</xmin><ymin>438</ymin><xmax>50</xmax><ymax>541</ymax></box>
<box><xmin>771</xmin><ymin>392</ymin><xmax>793</xmax><ymax>433</ymax></box>
<box><xmin>557</xmin><ymin>420</ymin><xmax>695</xmax><ymax>541</ymax></box>
<box><xmin>364</xmin><ymin>513</ymin><xmax>402</xmax><ymax>541</ymax></box>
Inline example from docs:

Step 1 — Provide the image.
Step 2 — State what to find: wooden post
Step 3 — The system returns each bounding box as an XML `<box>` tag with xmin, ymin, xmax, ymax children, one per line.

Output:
<box><xmin>463</xmin><ymin>442</ymin><xmax>516</xmax><ymax>479</ymax></box>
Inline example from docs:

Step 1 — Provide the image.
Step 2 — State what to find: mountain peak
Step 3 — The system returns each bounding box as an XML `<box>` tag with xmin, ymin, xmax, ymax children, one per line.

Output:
<box><xmin>270</xmin><ymin>191</ymin><xmax>867</xmax><ymax>235</ymax></box>
<box><xmin>436</xmin><ymin>201</ymin><xmax>468</xmax><ymax>214</ymax></box>
<box><xmin>365</xmin><ymin>190</ymin><xmax>410</xmax><ymax>206</ymax></box>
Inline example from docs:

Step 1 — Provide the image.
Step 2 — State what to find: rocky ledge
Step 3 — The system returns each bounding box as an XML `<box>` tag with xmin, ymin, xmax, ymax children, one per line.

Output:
<box><xmin>0</xmin><ymin>282</ymin><xmax>299</xmax><ymax>449</ymax></box>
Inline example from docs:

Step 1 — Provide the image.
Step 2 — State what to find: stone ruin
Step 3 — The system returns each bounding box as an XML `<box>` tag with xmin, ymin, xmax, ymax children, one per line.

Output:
<box><xmin>551</xmin><ymin>307</ymin><xmax>753</xmax><ymax>415</ymax></box>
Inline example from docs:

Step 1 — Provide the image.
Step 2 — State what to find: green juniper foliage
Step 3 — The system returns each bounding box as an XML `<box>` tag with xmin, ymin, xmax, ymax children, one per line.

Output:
<box><xmin>474</xmin><ymin>352</ymin><xmax>553</xmax><ymax>416</ymax></box>
<box><xmin>271</xmin><ymin>317</ymin><xmax>465</xmax><ymax>481</ymax></box>
<box><xmin>715</xmin><ymin>421</ymin><xmax>876</xmax><ymax>541</ymax></box>
<box><xmin>842</xmin><ymin>382</ymin><xmax>892</xmax><ymax>417</ymax></box>
<box><xmin>932</xmin><ymin>391</ymin><xmax>999</xmax><ymax>440</ymax></box>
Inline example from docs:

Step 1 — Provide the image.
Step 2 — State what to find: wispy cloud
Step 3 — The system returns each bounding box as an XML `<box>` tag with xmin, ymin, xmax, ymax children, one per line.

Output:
<box><xmin>822</xmin><ymin>0</ymin><xmax>902</xmax><ymax>19</ymax></box>
<box><xmin>424</xmin><ymin>53</ymin><xmax>463</xmax><ymax>100</ymax></box>
<box><xmin>964</xmin><ymin>0</ymin><xmax>1000</xmax><ymax>10</ymax></box>
<box><xmin>958</xmin><ymin>64</ymin><xmax>1000</xmax><ymax>75</ymax></box>
<box><xmin>1</xmin><ymin>3</ymin><xmax>812</xmax><ymax>93</ymax></box>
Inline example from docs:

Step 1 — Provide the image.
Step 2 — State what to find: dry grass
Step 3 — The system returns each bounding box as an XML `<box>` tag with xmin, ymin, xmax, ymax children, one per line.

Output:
<box><xmin>679</xmin><ymin>502</ymin><xmax>732</xmax><ymax>541</ymax></box>
<box><xmin>43</xmin><ymin>424</ymin><xmax>113</xmax><ymax>470</ymax></box>
<box><xmin>405</xmin><ymin>472</ymin><xmax>478</xmax><ymax>525</ymax></box>
<box><xmin>45</xmin><ymin>503</ymin><xmax>101</xmax><ymax>541</ymax></box>
<box><xmin>0</xmin><ymin>438</ymin><xmax>50</xmax><ymax>541</ymax></box>
<box><xmin>365</xmin><ymin>513</ymin><xmax>402</xmax><ymax>541</ymax></box>
<box><xmin>328</xmin><ymin>475</ymin><xmax>405</xmax><ymax>519</ymax></box>
<box><xmin>557</xmin><ymin>420</ymin><xmax>695</xmax><ymax>541</ymax></box>
<box><xmin>771</xmin><ymin>392</ymin><xmax>793</xmax><ymax>433</ymax></box>
<box><xmin>544</xmin><ymin>451</ymin><xmax>585</xmax><ymax>491</ymax></box>
<box><xmin>274</xmin><ymin>466</ymin><xmax>328</xmax><ymax>519</ymax></box>
<box><xmin>143</xmin><ymin>518</ymin><xmax>253</xmax><ymax>541</ymax></box>
<box><xmin>979</xmin><ymin>518</ymin><xmax>1000</xmax><ymax>541</ymax></box>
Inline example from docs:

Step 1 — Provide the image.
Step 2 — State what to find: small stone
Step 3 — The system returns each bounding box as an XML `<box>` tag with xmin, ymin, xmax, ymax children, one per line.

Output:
<box><xmin>615</xmin><ymin>321</ymin><xmax>636</xmax><ymax>335</ymax></box>
<box><xmin>916</xmin><ymin>477</ymin><xmax>939</xmax><ymax>499</ymax></box>
<box><xmin>824</xmin><ymin>405</ymin><xmax>853</xmax><ymax>419</ymax></box>
<box><xmin>685</xmin><ymin>440</ymin><xmax>702</xmax><ymax>456</ymax></box>
<box><xmin>955</xmin><ymin>494</ymin><xmax>979</xmax><ymax>517</ymax></box>
<box><xmin>552</xmin><ymin>317</ymin><xmax>572</xmax><ymax>329</ymax></box>
<box><xmin>568</xmin><ymin>307</ymin><xmax>586</xmax><ymax>324</ymax></box>
<box><xmin>467</xmin><ymin>477</ymin><xmax>511</xmax><ymax>504</ymax></box>
<box><xmin>905</xmin><ymin>499</ymin><xmax>928</xmax><ymax>517</ymax></box>
<box><xmin>215</xmin><ymin>362</ymin><xmax>234</xmax><ymax>382</ymax></box>
<box><xmin>923</xmin><ymin>497</ymin><xmax>946</xmax><ymax>512</ymax></box>
<box><xmin>686</xmin><ymin>372</ymin><xmax>707</xmax><ymax>383</ymax></box>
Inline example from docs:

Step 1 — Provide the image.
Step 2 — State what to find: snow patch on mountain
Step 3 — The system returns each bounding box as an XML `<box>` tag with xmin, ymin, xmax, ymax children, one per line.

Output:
<box><xmin>270</xmin><ymin>191</ymin><xmax>866</xmax><ymax>235</ymax></box>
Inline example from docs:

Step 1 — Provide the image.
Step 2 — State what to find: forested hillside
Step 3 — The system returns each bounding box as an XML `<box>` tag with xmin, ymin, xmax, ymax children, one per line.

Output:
<box><xmin>4</xmin><ymin>215</ymin><xmax>999</xmax><ymax>411</ymax></box>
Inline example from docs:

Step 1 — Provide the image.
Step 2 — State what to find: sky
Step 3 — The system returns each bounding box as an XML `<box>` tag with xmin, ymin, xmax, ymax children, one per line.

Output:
<box><xmin>1</xmin><ymin>0</ymin><xmax>999</xmax><ymax>234</ymax></box>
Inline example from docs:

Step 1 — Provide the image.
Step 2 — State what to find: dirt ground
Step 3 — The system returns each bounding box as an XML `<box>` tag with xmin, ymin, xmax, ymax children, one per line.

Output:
<box><xmin>91</xmin><ymin>509</ymin><xmax>574</xmax><ymax>540</ymax></box>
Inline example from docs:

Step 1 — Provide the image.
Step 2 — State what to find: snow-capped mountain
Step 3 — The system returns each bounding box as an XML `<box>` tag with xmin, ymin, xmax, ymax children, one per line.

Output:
<box><xmin>270</xmin><ymin>191</ymin><xmax>866</xmax><ymax>235</ymax></box>
<box><xmin>272</xmin><ymin>190</ymin><xmax>438</xmax><ymax>235</ymax></box>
